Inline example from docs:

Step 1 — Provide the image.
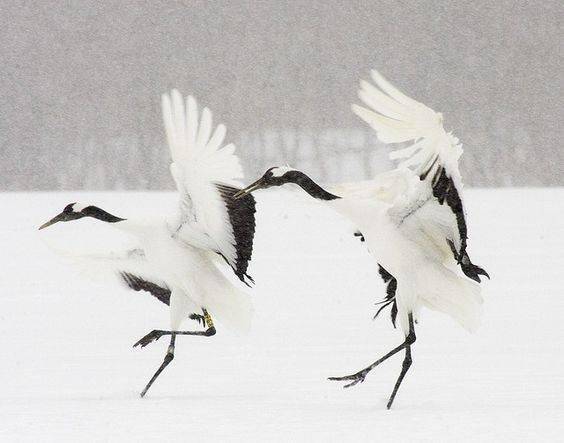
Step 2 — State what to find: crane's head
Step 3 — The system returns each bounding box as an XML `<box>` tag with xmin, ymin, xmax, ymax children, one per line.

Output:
<box><xmin>39</xmin><ymin>203</ymin><xmax>125</xmax><ymax>230</ymax></box>
<box><xmin>232</xmin><ymin>167</ymin><xmax>298</xmax><ymax>199</ymax></box>
<box><xmin>233</xmin><ymin>166</ymin><xmax>340</xmax><ymax>201</ymax></box>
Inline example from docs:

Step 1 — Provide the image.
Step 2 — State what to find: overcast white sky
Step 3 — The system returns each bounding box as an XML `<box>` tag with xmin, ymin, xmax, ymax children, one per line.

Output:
<box><xmin>1</xmin><ymin>0</ymin><xmax>562</xmax><ymax>189</ymax></box>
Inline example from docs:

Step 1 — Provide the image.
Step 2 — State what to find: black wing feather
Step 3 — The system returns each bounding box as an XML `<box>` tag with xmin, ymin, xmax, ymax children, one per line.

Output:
<box><xmin>120</xmin><ymin>272</ymin><xmax>171</xmax><ymax>305</ymax></box>
<box><xmin>426</xmin><ymin>167</ymin><xmax>489</xmax><ymax>282</ymax></box>
<box><xmin>215</xmin><ymin>184</ymin><xmax>257</xmax><ymax>286</ymax></box>
<box><xmin>120</xmin><ymin>272</ymin><xmax>209</xmax><ymax>324</ymax></box>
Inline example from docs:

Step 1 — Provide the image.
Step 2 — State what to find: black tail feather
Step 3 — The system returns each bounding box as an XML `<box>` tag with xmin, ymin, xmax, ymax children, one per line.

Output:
<box><xmin>375</xmin><ymin>265</ymin><xmax>398</xmax><ymax>328</ymax></box>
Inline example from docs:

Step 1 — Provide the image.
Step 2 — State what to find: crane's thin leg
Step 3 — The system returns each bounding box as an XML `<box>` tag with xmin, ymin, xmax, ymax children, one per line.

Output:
<box><xmin>135</xmin><ymin>309</ymin><xmax>216</xmax><ymax>397</ymax></box>
<box><xmin>386</xmin><ymin>340</ymin><xmax>412</xmax><ymax>409</ymax></box>
<box><xmin>140</xmin><ymin>333</ymin><xmax>176</xmax><ymax>398</ymax></box>
<box><xmin>133</xmin><ymin>309</ymin><xmax>216</xmax><ymax>348</ymax></box>
<box><xmin>329</xmin><ymin>313</ymin><xmax>416</xmax><ymax>408</ymax></box>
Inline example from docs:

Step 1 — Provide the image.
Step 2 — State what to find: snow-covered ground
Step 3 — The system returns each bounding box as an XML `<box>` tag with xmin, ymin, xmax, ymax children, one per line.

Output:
<box><xmin>1</xmin><ymin>189</ymin><xmax>562</xmax><ymax>442</ymax></box>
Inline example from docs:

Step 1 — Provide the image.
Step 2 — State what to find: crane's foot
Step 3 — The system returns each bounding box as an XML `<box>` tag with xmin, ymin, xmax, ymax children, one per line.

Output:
<box><xmin>189</xmin><ymin>313</ymin><xmax>206</xmax><ymax>327</ymax></box>
<box><xmin>329</xmin><ymin>314</ymin><xmax>416</xmax><ymax>409</ymax></box>
<box><xmin>136</xmin><ymin>311</ymin><xmax>216</xmax><ymax>397</ymax></box>
<box><xmin>328</xmin><ymin>371</ymin><xmax>368</xmax><ymax>388</ymax></box>
<box><xmin>133</xmin><ymin>329</ymin><xmax>167</xmax><ymax>348</ymax></box>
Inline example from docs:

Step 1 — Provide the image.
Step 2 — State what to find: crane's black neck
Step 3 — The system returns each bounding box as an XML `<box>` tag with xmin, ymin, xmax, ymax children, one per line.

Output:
<box><xmin>282</xmin><ymin>171</ymin><xmax>340</xmax><ymax>201</ymax></box>
<box><xmin>81</xmin><ymin>206</ymin><xmax>125</xmax><ymax>223</ymax></box>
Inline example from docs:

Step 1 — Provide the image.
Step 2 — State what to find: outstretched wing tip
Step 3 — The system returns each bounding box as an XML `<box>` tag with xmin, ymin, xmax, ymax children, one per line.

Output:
<box><xmin>370</xmin><ymin>68</ymin><xmax>384</xmax><ymax>82</ymax></box>
<box><xmin>351</xmin><ymin>102</ymin><xmax>361</xmax><ymax>111</ymax></box>
<box><xmin>162</xmin><ymin>90</ymin><xmax>254</xmax><ymax>282</ymax></box>
<box><xmin>355</xmin><ymin>67</ymin><xmax>463</xmax><ymax>176</ymax></box>
<box><xmin>187</xmin><ymin>94</ymin><xmax>197</xmax><ymax>109</ymax></box>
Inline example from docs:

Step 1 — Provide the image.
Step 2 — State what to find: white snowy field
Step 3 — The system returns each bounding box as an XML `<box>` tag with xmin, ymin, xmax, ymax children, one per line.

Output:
<box><xmin>0</xmin><ymin>188</ymin><xmax>563</xmax><ymax>442</ymax></box>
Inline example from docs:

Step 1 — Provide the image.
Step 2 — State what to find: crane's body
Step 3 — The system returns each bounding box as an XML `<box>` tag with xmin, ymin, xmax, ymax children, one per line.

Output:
<box><xmin>112</xmin><ymin>217</ymin><xmax>251</xmax><ymax>332</ymax></box>
<box><xmin>234</xmin><ymin>69</ymin><xmax>488</xmax><ymax>408</ymax></box>
<box><xmin>328</xmin><ymin>172</ymin><xmax>483</xmax><ymax>334</ymax></box>
<box><xmin>39</xmin><ymin>91</ymin><xmax>257</xmax><ymax>396</ymax></box>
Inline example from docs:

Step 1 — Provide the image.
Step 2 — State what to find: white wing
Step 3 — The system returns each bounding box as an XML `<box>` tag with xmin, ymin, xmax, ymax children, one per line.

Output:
<box><xmin>162</xmin><ymin>91</ymin><xmax>256</xmax><ymax>285</ymax></box>
<box><xmin>44</xmin><ymin>238</ymin><xmax>174</xmax><ymax>306</ymax></box>
<box><xmin>353</xmin><ymin>69</ymin><xmax>463</xmax><ymax>185</ymax></box>
<box><xmin>352</xmin><ymin>71</ymin><xmax>487</xmax><ymax>282</ymax></box>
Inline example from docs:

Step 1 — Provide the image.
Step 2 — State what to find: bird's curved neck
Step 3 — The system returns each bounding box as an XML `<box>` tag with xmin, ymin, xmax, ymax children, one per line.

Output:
<box><xmin>82</xmin><ymin>206</ymin><xmax>125</xmax><ymax>223</ymax></box>
<box><xmin>285</xmin><ymin>171</ymin><xmax>340</xmax><ymax>201</ymax></box>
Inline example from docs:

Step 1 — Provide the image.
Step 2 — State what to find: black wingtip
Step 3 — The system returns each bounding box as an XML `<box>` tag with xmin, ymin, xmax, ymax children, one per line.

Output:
<box><xmin>234</xmin><ymin>270</ymin><xmax>255</xmax><ymax>288</ymax></box>
<box><xmin>216</xmin><ymin>184</ymin><xmax>257</xmax><ymax>285</ymax></box>
<box><xmin>446</xmin><ymin>240</ymin><xmax>490</xmax><ymax>283</ymax></box>
<box><xmin>461</xmin><ymin>263</ymin><xmax>490</xmax><ymax>283</ymax></box>
<box><xmin>242</xmin><ymin>275</ymin><xmax>255</xmax><ymax>288</ymax></box>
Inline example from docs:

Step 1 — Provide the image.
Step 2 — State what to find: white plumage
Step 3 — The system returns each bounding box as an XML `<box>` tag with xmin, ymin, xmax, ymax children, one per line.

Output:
<box><xmin>235</xmin><ymin>69</ymin><xmax>488</xmax><ymax>408</ymax></box>
<box><xmin>353</xmin><ymin>69</ymin><xmax>464</xmax><ymax>187</ymax></box>
<box><xmin>163</xmin><ymin>91</ymin><xmax>245</xmax><ymax>268</ymax></box>
<box><xmin>325</xmin><ymin>69</ymin><xmax>486</xmax><ymax>333</ymax></box>
<box><xmin>39</xmin><ymin>91</ymin><xmax>257</xmax><ymax>396</ymax></box>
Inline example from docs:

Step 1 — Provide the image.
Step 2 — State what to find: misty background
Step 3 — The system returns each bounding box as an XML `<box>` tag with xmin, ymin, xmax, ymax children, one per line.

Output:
<box><xmin>1</xmin><ymin>0</ymin><xmax>562</xmax><ymax>190</ymax></box>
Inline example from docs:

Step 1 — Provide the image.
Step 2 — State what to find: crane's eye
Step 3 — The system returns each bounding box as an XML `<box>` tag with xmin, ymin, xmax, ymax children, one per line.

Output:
<box><xmin>63</xmin><ymin>203</ymin><xmax>76</xmax><ymax>213</ymax></box>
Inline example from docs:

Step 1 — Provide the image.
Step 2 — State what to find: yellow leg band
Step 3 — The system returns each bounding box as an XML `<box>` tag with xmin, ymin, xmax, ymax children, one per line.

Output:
<box><xmin>203</xmin><ymin>309</ymin><xmax>214</xmax><ymax>329</ymax></box>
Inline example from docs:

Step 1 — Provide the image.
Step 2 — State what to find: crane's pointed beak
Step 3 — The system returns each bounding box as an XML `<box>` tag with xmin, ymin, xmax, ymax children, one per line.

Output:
<box><xmin>233</xmin><ymin>178</ymin><xmax>267</xmax><ymax>200</ymax></box>
<box><xmin>38</xmin><ymin>213</ymin><xmax>64</xmax><ymax>230</ymax></box>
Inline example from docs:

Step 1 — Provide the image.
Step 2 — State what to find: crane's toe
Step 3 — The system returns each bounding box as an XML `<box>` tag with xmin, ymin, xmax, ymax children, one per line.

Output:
<box><xmin>328</xmin><ymin>371</ymin><xmax>367</xmax><ymax>388</ymax></box>
<box><xmin>133</xmin><ymin>329</ymin><xmax>167</xmax><ymax>348</ymax></box>
<box><xmin>188</xmin><ymin>313</ymin><xmax>206</xmax><ymax>327</ymax></box>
